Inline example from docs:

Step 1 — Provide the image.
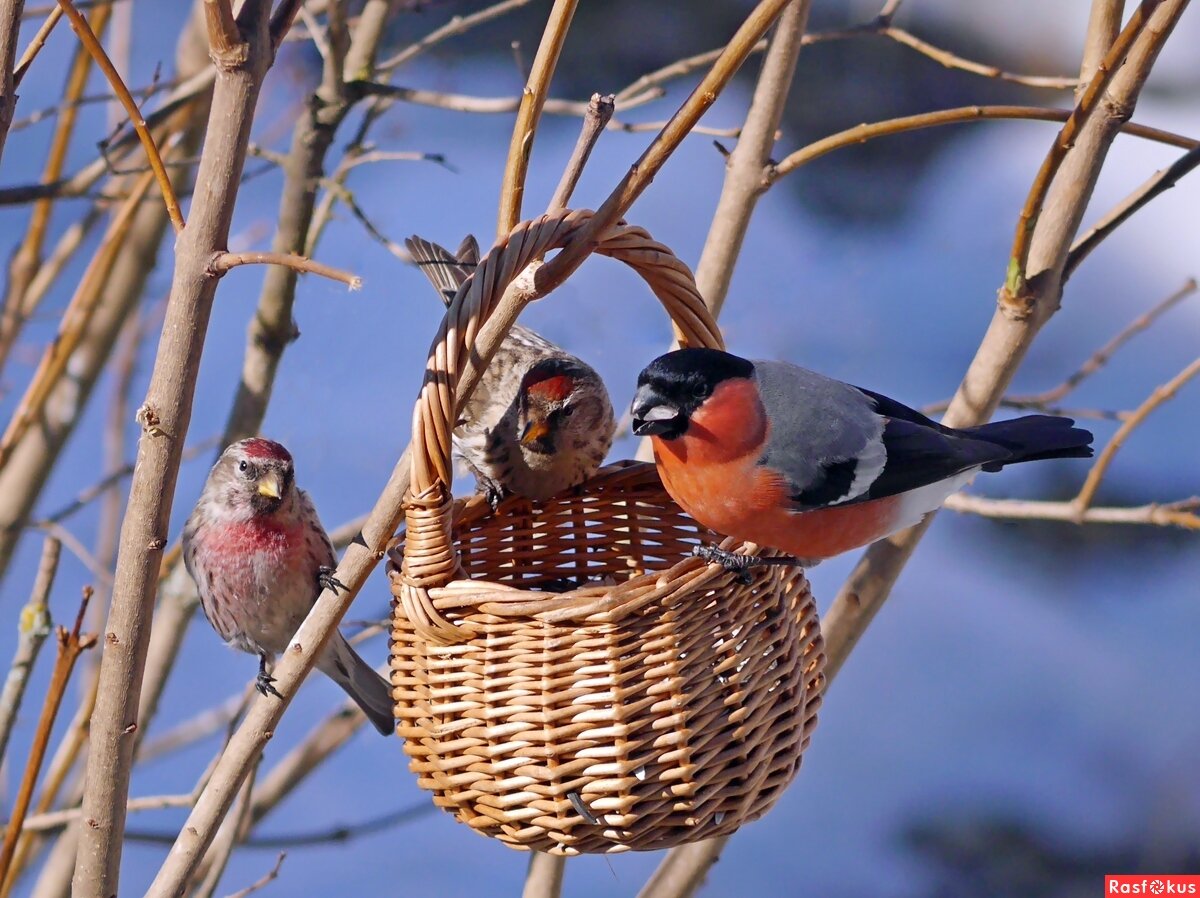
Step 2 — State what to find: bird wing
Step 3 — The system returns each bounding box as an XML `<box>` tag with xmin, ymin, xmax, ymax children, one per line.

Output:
<box><xmin>405</xmin><ymin>234</ymin><xmax>476</xmax><ymax>306</ymax></box>
<box><xmin>754</xmin><ymin>360</ymin><xmax>1010</xmax><ymax>510</ymax></box>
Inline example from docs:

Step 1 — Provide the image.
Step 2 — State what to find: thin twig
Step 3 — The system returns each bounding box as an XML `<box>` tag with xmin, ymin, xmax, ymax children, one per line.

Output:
<box><xmin>377</xmin><ymin>0</ymin><xmax>537</xmax><ymax>73</ymax></box>
<box><xmin>348</xmin><ymin>79</ymin><xmax>659</xmax><ymax>119</ymax></box>
<box><xmin>0</xmin><ymin>0</ymin><xmax>111</xmax><ymax>377</ymax></box>
<box><xmin>1005</xmin><ymin>0</ymin><xmax>1161</xmax><ymax>298</ymax></box>
<box><xmin>1065</xmin><ymin>145</ymin><xmax>1200</xmax><ymax>279</ymax></box>
<box><xmin>0</xmin><ymin>589</ymin><xmax>96</xmax><ymax>892</ymax></box>
<box><xmin>204</xmin><ymin>0</ymin><xmax>240</xmax><ymax>59</ymax></box>
<box><xmin>0</xmin><ymin>169</ymin><xmax>157</xmax><ymax>474</ymax></box>
<box><xmin>1074</xmin><ymin>356</ymin><xmax>1200</xmax><ymax>513</ymax></box>
<box><xmin>945</xmin><ymin>493</ymin><xmax>1200</xmax><ymax>529</ymax></box>
<box><xmin>17</xmin><ymin>793</ymin><xmax>198</xmax><ymax>834</ymax></box>
<box><xmin>11</xmin><ymin>5</ymin><xmax>62</xmax><ymax>87</ymax></box>
<box><xmin>222</xmin><ymin>852</ymin><xmax>285</xmax><ymax>898</ymax></box>
<box><xmin>55</xmin><ymin>0</ymin><xmax>185</xmax><ymax>231</ymax></box>
<box><xmin>923</xmin><ymin>279</ymin><xmax>1198</xmax><ymax>415</ymax></box>
<box><xmin>0</xmin><ymin>538</ymin><xmax>60</xmax><ymax>765</ymax></box>
<box><xmin>1007</xmin><ymin>279</ymin><xmax>1197</xmax><ymax>408</ymax></box>
<box><xmin>540</xmin><ymin>0</ymin><xmax>795</xmax><ymax>288</ymax></box>
<box><xmin>769</xmin><ymin>105</ymin><xmax>1197</xmax><ymax>181</ymax></box>
<box><xmin>209</xmin><ymin>251</ymin><xmax>363</xmax><ymax>290</ymax></box>
<box><xmin>497</xmin><ymin>0</ymin><xmax>578</xmax><ymax>235</ymax></box>
<box><xmin>547</xmin><ymin>93</ymin><xmax>614</xmax><ymax>213</ymax></box>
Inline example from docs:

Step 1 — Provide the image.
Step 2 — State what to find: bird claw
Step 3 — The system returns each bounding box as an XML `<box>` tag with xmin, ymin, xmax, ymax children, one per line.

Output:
<box><xmin>316</xmin><ymin>565</ymin><xmax>345</xmax><ymax>594</ymax></box>
<box><xmin>256</xmin><ymin>654</ymin><xmax>282</xmax><ymax>698</ymax></box>
<box><xmin>693</xmin><ymin>544</ymin><xmax>804</xmax><ymax>584</ymax></box>
<box><xmin>484</xmin><ymin>484</ymin><xmax>506</xmax><ymax>512</ymax></box>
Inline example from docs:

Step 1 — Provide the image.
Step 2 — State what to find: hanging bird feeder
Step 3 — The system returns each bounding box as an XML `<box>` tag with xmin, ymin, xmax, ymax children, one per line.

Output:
<box><xmin>388</xmin><ymin>209</ymin><xmax>826</xmax><ymax>855</ymax></box>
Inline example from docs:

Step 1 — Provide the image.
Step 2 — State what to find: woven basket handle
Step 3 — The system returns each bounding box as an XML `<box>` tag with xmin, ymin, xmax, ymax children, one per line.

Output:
<box><xmin>399</xmin><ymin>208</ymin><xmax>724</xmax><ymax>643</ymax></box>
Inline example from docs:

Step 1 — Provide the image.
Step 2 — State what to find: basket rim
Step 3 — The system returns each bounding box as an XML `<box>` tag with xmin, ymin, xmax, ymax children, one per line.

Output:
<box><xmin>398</xmin><ymin>211</ymin><xmax>725</xmax><ymax>643</ymax></box>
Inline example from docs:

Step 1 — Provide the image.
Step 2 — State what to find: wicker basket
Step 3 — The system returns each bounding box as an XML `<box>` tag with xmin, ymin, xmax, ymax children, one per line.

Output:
<box><xmin>388</xmin><ymin>210</ymin><xmax>826</xmax><ymax>855</ymax></box>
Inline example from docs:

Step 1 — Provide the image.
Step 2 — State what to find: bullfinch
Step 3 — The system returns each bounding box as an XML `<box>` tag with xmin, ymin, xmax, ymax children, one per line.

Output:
<box><xmin>630</xmin><ymin>347</ymin><xmax>1094</xmax><ymax>568</ymax></box>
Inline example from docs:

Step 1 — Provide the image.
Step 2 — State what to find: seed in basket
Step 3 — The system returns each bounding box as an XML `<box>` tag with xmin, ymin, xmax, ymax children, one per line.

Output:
<box><xmin>406</xmin><ymin>234</ymin><xmax>616</xmax><ymax>506</ymax></box>
<box><xmin>631</xmin><ymin>347</ymin><xmax>1094</xmax><ymax>570</ymax></box>
<box><xmin>182</xmin><ymin>438</ymin><xmax>394</xmax><ymax>735</ymax></box>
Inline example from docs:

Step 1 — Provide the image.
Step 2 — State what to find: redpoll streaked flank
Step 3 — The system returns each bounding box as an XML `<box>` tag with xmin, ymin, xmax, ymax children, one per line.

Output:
<box><xmin>182</xmin><ymin>438</ymin><xmax>393</xmax><ymax>735</ymax></box>
<box><xmin>406</xmin><ymin>234</ymin><xmax>616</xmax><ymax>506</ymax></box>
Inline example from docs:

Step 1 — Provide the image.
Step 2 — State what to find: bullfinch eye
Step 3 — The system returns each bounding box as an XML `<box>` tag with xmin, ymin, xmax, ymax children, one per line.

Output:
<box><xmin>238</xmin><ymin>460</ymin><xmax>254</xmax><ymax>478</ymax></box>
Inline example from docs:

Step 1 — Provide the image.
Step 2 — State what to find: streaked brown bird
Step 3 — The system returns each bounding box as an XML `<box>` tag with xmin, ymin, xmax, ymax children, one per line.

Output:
<box><xmin>406</xmin><ymin>234</ymin><xmax>616</xmax><ymax>505</ymax></box>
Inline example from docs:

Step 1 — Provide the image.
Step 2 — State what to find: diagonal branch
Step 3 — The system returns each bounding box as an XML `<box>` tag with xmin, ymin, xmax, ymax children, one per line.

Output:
<box><xmin>496</xmin><ymin>0</ymin><xmax>578</xmax><ymax>235</ymax></box>
<box><xmin>55</xmin><ymin>0</ymin><xmax>184</xmax><ymax>230</ymax></box>
<box><xmin>71</xmin><ymin>3</ymin><xmax>276</xmax><ymax>895</ymax></box>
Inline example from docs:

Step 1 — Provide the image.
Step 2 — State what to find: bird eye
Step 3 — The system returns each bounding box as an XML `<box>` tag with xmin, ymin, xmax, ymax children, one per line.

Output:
<box><xmin>237</xmin><ymin>460</ymin><xmax>254</xmax><ymax>478</ymax></box>
<box><xmin>561</xmin><ymin>405</ymin><xmax>576</xmax><ymax>418</ymax></box>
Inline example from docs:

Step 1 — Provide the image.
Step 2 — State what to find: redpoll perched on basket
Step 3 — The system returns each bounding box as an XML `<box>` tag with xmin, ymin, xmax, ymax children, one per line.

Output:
<box><xmin>632</xmin><ymin>347</ymin><xmax>1095</xmax><ymax>568</ymax></box>
<box><xmin>182</xmin><ymin>438</ymin><xmax>394</xmax><ymax>735</ymax></box>
<box><xmin>406</xmin><ymin>234</ymin><xmax>616</xmax><ymax>506</ymax></box>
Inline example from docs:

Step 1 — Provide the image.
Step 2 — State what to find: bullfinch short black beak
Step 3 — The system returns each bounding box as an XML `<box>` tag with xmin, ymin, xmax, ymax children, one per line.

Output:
<box><xmin>631</xmin><ymin>386</ymin><xmax>680</xmax><ymax>437</ymax></box>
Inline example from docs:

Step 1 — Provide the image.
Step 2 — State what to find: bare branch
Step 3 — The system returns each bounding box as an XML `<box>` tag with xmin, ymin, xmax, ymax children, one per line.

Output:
<box><xmin>770</xmin><ymin>105</ymin><xmax>1196</xmax><ymax>181</ymax></box>
<box><xmin>497</xmin><ymin>0</ymin><xmax>578</xmax><ymax>235</ymax></box>
<box><xmin>0</xmin><ymin>170</ymin><xmax>158</xmax><ymax>474</ymax></box>
<box><xmin>11</xmin><ymin>5</ymin><xmax>61</xmax><ymax>85</ymax></box>
<box><xmin>1074</xmin><ymin>356</ymin><xmax>1200</xmax><ymax>513</ymax></box>
<box><xmin>945</xmin><ymin>493</ymin><xmax>1200</xmax><ymax>529</ymax></box>
<box><xmin>0</xmin><ymin>537</ymin><xmax>59</xmax><ymax>765</ymax></box>
<box><xmin>209</xmin><ymin>251</ymin><xmax>362</xmax><ymax>289</ymax></box>
<box><xmin>1005</xmin><ymin>0</ymin><xmax>1161</xmax><ymax>299</ymax></box>
<box><xmin>0</xmin><ymin>589</ymin><xmax>96</xmax><ymax>893</ymax></box>
<box><xmin>695</xmin><ymin>0</ymin><xmax>812</xmax><ymax>319</ymax></box>
<box><xmin>18</xmin><ymin>793</ymin><xmax>198</xmax><ymax>834</ymax></box>
<box><xmin>203</xmin><ymin>0</ymin><xmax>239</xmax><ymax>59</ymax></box>
<box><xmin>55</xmin><ymin>0</ymin><xmax>185</xmax><ymax>230</ymax></box>
<box><xmin>1006</xmin><ymin>279</ymin><xmax>1197</xmax><ymax>408</ymax></box>
<box><xmin>222</xmin><ymin>852</ymin><xmax>285</xmax><ymax>898</ymax></box>
<box><xmin>377</xmin><ymin>0</ymin><xmax>536</xmax><ymax>73</ymax></box>
<box><xmin>0</xmin><ymin>0</ymin><xmax>25</xmax><ymax>165</ymax></box>
<box><xmin>72</xmin><ymin>2</ymin><xmax>276</xmax><ymax>893</ymax></box>
<box><xmin>540</xmin><ymin>0</ymin><xmax>796</xmax><ymax>287</ymax></box>
<box><xmin>348</xmin><ymin>79</ymin><xmax>660</xmax><ymax>118</ymax></box>
<box><xmin>192</xmin><ymin>763</ymin><xmax>259</xmax><ymax>898</ymax></box>
<box><xmin>0</xmin><ymin>0</ymin><xmax>111</xmax><ymax>376</ymax></box>
<box><xmin>547</xmin><ymin>93</ymin><xmax>614</xmax><ymax>214</ymax></box>
<box><xmin>1065</xmin><ymin>145</ymin><xmax>1200</xmax><ymax>279</ymax></box>
<box><xmin>522</xmin><ymin>854</ymin><xmax>565</xmax><ymax>898</ymax></box>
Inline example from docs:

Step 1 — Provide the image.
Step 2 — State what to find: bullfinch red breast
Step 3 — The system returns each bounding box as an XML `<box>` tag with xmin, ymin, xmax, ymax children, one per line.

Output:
<box><xmin>630</xmin><ymin>348</ymin><xmax>1094</xmax><ymax>568</ymax></box>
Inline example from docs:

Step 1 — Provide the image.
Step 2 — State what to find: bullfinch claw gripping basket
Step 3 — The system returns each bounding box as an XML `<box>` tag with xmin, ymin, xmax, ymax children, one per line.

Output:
<box><xmin>388</xmin><ymin>209</ymin><xmax>826</xmax><ymax>855</ymax></box>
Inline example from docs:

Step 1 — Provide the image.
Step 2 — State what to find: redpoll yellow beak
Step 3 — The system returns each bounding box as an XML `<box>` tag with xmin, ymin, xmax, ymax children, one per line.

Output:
<box><xmin>257</xmin><ymin>472</ymin><xmax>282</xmax><ymax>500</ymax></box>
<box><xmin>520</xmin><ymin>418</ymin><xmax>551</xmax><ymax>446</ymax></box>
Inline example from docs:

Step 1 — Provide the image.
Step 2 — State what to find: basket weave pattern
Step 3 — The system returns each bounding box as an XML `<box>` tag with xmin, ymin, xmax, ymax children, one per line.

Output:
<box><xmin>390</xmin><ymin>212</ymin><xmax>826</xmax><ymax>853</ymax></box>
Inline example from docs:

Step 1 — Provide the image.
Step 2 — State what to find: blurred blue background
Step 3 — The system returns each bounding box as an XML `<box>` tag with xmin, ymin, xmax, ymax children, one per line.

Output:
<box><xmin>0</xmin><ymin>1</ymin><xmax>1197</xmax><ymax>895</ymax></box>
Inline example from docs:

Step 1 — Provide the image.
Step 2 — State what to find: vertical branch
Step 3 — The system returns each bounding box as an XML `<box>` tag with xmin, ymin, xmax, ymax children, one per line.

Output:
<box><xmin>522</xmin><ymin>853</ymin><xmax>564</xmax><ymax>898</ymax></box>
<box><xmin>71</xmin><ymin>3</ymin><xmax>275</xmax><ymax>896</ymax></box>
<box><xmin>190</xmin><ymin>761</ymin><xmax>260</xmax><ymax>898</ymax></box>
<box><xmin>496</xmin><ymin>0</ymin><xmax>577</xmax><ymax>235</ymax></box>
<box><xmin>693</xmin><ymin>0</ymin><xmax>812</xmax><ymax>316</ymax></box>
<box><xmin>0</xmin><ymin>537</ymin><xmax>60</xmax><ymax>764</ymax></box>
<box><xmin>0</xmin><ymin>0</ymin><xmax>113</xmax><ymax>375</ymax></box>
<box><xmin>0</xmin><ymin>0</ymin><xmax>24</xmax><ymax>165</ymax></box>
<box><xmin>1079</xmin><ymin>0</ymin><xmax>1125</xmax><ymax>90</ymax></box>
<box><xmin>0</xmin><ymin>591</ymin><xmax>96</xmax><ymax>893</ymax></box>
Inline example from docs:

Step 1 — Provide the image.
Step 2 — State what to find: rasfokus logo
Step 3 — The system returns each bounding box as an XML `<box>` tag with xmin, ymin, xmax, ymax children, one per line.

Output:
<box><xmin>1106</xmin><ymin>876</ymin><xmax>1200</xmax><ymax>894</ymax></box>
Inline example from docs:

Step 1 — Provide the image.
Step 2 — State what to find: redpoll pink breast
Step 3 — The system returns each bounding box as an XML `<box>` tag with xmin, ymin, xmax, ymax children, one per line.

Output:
<box><xmin>406</xmin><ymin>234</ymin><xmax>616</xmax><ymax>505</ymax></box>
<box><xmin>182</xmin><ymin>438</ymin><xmax>393</xmax><ymax>735</ymax></box>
